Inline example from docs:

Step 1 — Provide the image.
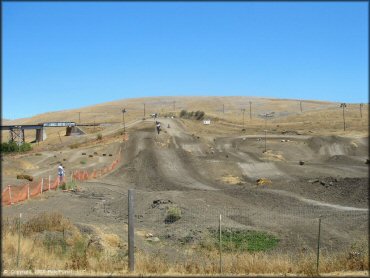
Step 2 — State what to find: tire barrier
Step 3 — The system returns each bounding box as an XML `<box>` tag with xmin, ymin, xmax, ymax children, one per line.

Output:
<box><xmin>73</xmin><ymin>148</ymin><xmax>121</xmax><ymax>181</ymax></box>
<box><xmin>2</xmin><ymin>145</ymin><xmax>124</xmax><ymax>206</ymax></box>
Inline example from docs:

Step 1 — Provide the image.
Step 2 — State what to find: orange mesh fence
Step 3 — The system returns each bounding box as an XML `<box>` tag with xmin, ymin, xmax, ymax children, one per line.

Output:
<box><xmin>50</xmin><ymin>177</ymin><xmax>60</xmax><ymax>190</ymax></box>
<box><xmin>3</xmin><ymin>144</ymin><xmax>124</xmax><ymax>206</ymax></box>
<box><xmin>2</xmin><ymin>187</ymin><xmax>11</xmax><ymax>205</ymax></box>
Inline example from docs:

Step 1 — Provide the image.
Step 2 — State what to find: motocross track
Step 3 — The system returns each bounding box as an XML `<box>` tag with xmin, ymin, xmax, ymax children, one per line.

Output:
<box><xmin>2</xmin><ymin>117</ymin><xmax>368</xmax><ymax>258</ymax></box>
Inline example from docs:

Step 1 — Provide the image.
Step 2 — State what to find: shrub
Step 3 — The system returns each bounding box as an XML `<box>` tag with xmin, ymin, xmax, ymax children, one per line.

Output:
<box><xmin>208</xmin><ymin>228</ymin><xmax>279</xmax><ymax>252</ymax></box>
<box><xmin>60</xmin><ymin>181</ymin><xmax>77</xmax><ymax>191</ymax></box>
<box><xmin>97</xmin><ymin>133</ymin><xmax>103</xmax><ymax>140</ymax></box>
<box><xmin>165</xmin><ymin>207</ymin><xmax>182</xmax><ymax>223</ymax></box>
<box><xmin>22</xmin><ymin>212</ymin><xmax>71</xmax><ymax>236</ymax></box>
<box><xmin>179</xmin><ymin>110</ymin><xmax>206</xmax><ymax>120</ymax></box>
<box><xmin>16</xmin><ymin>174</ymin><xmax>33</xmax><ymax>181</ymax></box>
<box><xmin>195</xmin><ymin>111</ymin><xmax>205</xmax><ymax>120</ymax></box>
<box><xmin>1</xmin><ymin>141</ymin><xmax>32</xmax><ymax>153</ymax></box>
<box><xmin>180</xmin><ymin>110</ymin><xmax>187</xmax><ymax>118</ymax></box>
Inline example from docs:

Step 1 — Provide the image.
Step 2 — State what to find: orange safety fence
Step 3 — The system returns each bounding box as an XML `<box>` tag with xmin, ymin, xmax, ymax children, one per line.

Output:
<box><xmin>2</xmin><ymin>144</ymin><xmax>124</xmax><ymax>206</ymax></box>
<box><xmin>2</xmin><ymin>176</ymin><xmax>60</xmax><ymax>206</ymax></box>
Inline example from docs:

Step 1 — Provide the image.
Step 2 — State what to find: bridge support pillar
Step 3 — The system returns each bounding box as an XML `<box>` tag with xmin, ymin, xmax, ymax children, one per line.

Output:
<box><xmin>9</xmin><ymin>127</ymin><xmax>25</xmax><ymax>144</ymax></box>
<box><xmin>35</xmin><ymin>128</ymin><xmax>46</xmax><ymax>142</ymax></box>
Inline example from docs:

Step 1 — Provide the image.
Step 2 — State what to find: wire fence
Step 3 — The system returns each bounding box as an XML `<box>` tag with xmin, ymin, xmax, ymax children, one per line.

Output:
<box><xmin>129</xmin><ymin>192</ymin><xmax>368</xmax><ymax>273</ymax></box>
<box><xmin>2</xmin><ymin>188</ymin><xmax>368</xmax><ymax>274</ymax></box>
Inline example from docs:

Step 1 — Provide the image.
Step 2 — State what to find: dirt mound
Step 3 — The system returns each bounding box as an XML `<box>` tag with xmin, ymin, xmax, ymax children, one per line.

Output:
<box><xmin>307</xmin><ymin>135</ymin><xmax>363</xmax><ymax>156</ymax></box>
<box><xmin>326</xmin><ymin>155</ymin><xmax>365</xmax><ymax>164</ymax></box>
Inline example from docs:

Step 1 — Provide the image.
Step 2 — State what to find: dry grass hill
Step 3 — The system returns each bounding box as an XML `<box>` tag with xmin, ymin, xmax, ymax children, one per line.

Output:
<box><xmin>2</xmin><ymin>96</ymin><xmax>368</xmax><ymax>145</ymax></box>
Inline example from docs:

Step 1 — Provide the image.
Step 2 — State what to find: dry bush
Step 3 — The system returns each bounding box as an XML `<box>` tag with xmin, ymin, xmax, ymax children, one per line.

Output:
<box><xmin>22</xmin><ymin>212</ymin><xmax>76</xmax><ymax>236</ymax></box>
<box><xmin>2</xmin><ymin>213</ymin><xmax>368</xmax><ymax>275</ymax></box>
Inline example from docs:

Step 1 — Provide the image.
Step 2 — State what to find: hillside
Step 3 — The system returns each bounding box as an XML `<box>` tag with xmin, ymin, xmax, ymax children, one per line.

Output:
<box><xmin>1</xmin><ymin>96</ymin><xmax>368</xmax><ymax>146</ymax></box>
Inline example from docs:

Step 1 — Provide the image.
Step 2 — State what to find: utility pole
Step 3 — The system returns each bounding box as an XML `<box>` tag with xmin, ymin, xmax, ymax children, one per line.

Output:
<box><xmin>241</xmin><ymin>108</ymin><xmax>246</xmax><ymax>130</ymax></box>
<box><xmin>264</xmin><ymin>129</ymin><xmax>267</xmax><ymax>153</ymax></box>
<box><xmin>122</xmin><ymin>108</ymin><xmax>127</xmax><ymax>133</ymax></box>
<box><xmin>360</xmin><ymin>103</ymin><xmax>363</xmax><ymax>118</ymax></box>
<box><xmin>223</xmin><ymin>104</ymin><xmax>224</xmax><ymax>114</ymax></box>
<box><xmin>265</xmin><ymin>114</ymin><xmax>267</xmax><ymax>129</ymax></box>
<box><xmin>300</xmin><ymin>101</ymin><xmax>302</xmax><ymax>113</ymax></box>
<box><xmin>340</xmin><ymin>103</ymin><xmax>346</xmax><ymax>131</ymax></box>
<box><xmin>78</xmin><ymin>112</ymin><xmax>81</xmax><ymax>123</ymax></box>
<box><xmin>143</xmin><ymin>103</ymin><xmax>146</xmax><ymax>118</ymax></box>
<box><xmin>249</xmin><ymin>101</ymin><xmax>252</xmax><ymax>120</ymax></box>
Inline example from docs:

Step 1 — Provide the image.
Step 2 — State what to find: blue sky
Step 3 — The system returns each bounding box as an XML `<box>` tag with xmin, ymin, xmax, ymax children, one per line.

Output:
<box><xmin>3</xmin><ymin>2</ymin><xmax>368</xmax><ymax>119</ymax></box>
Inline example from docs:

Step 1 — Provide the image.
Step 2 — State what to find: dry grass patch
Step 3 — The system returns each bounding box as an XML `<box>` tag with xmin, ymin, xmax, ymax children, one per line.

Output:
<box><xmin>220</xmin><ymin>175</ymin><xmax>245</xmax><ymax>185</ymax></box>
<box><xmin>262</xmin><ymin>150</ymin><xmax>285</xmax><ymax>161</ymax></box>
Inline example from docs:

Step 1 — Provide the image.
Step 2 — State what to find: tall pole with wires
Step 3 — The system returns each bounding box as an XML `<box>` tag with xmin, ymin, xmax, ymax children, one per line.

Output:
<box><xmin>249</xmin><ymin>101</ymin><xmax>252</xmax><ymax>120</ymax></box>
<box><xmin>122</xmin><ymin>108</ymin><xmax>127</xmax><ymax>133</ymax></box>
<box><xmin>241</xmin><ymin>108</ymin><xmax>246</xmax><ymax>130</ymax></box>
<box><xmin>340</xmin><ymin>103</ymin><xmax>346</xmax><ymax>131</ymax></box>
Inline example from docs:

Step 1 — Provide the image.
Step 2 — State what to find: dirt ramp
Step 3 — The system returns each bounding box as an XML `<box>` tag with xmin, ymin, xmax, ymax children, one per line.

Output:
<box><xmin>307</xmin><ymin>135</ymin><xmax>366</xmax><ymax>157</ymax></box>
<box><xmin>238</xmin><ymin>162</ymin><xmax>286</xmax><ymax>180</ymax></box>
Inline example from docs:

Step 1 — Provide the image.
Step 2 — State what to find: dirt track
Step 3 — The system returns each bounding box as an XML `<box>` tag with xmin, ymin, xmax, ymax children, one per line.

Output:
<box><xmin>2</xmin><ymin>117</ymin><xmax>368</xmax><ymax>257</ymax></box>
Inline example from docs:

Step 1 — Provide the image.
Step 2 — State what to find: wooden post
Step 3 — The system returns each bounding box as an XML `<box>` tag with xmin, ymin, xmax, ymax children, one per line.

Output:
<box><xmin>128</xmin><ymin>189</ymin><xmax>135</xmax><ymax>272</ymax></box>
<box><xmin>16</xmin><ymin>213</ymin><xmax>22</xmax><ymax>267</ymax></box>
<box><xmin>41</xmin><ymin>178</ymin><xmax>44</xmax><ymax>194</ymax></box>
<box><xmin>316</xmin><ymin>217</ymin><xmax>322</xmax><ymax>274</ymax></box>
<box><xmin>219</xmin><ymin>214</ymin><xmax>222</xmax><ymax>274</ymax></box>
<box><xmin>27</xmin><ymin>184</ymin><xmax>30</xmax><ymax>200</ymax></box>
<box><xmin>48</xmin><ymin>175</ymin><xmax>51</xmax><ymax>190</ymax></box>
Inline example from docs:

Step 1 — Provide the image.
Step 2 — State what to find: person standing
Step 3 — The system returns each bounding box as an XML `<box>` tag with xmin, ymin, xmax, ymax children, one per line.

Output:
<box><xmin>58</xmin><ymin>163</ymin><xmax>65</xmax><ymax>183</ymax></box>
<box><xmin>156</xmin><ymin>122</ymin><xmax>161</xmax><ymax>134</ymax></box>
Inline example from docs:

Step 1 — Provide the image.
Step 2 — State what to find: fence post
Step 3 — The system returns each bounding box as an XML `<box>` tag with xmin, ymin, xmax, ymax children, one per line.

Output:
<box><xmin>48</xmin><ymin>175</ymin><xmax>51</xmax><ymax>190</ymax></box>
<box><xmin>316</xmin><ymin>217</ymin><xmax>321</xmax><ymax>274</ymax></box>
<box><xmin>41</xmin><ymin>178</ymin><xmax>44</xmax><ymax>194</ymax></box>
<box><xmin>27</xmin><ymin>184</ymin><xmax>30</xmax><ymax>200</ymax></box>
<box><xmin>8</xmin><ymin>185</ymin><xmax>13</xmax><ymax>205</ymax></box>
<box><xmin>16</xmin><ymin>213</ymin><xmax>22</xmax><ymax>267</ymax></box>
<box><xmin>128</xmin><ymin>189</ymin><xmax>135</xmax><ymax>272</ymax></box>
<box><xmin>219</xmin><ymin>214</ymin><xmax>222</xmax><ymax>274</ymax></box>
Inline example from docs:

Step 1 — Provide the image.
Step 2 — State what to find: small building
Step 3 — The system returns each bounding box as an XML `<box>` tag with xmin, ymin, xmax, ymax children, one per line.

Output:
<box><xmin>203</xmin><ymin>119</ymin><xmax>211</xmax><ymax>125</ymax></box>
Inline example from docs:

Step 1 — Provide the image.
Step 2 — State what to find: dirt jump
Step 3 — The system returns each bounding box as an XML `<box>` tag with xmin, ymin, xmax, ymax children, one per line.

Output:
<box><xmin>2</xmin><ymin>113</ymin><xmax>368</xmax><ymax>275</ymax></box>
